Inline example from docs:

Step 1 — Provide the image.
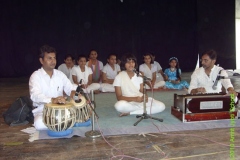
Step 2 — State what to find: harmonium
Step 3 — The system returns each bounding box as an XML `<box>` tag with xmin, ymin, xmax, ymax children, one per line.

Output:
<box><xmin>171</xmin><ymin>93</ymin><xmax>238</xmax><ymax>122</ymax></box>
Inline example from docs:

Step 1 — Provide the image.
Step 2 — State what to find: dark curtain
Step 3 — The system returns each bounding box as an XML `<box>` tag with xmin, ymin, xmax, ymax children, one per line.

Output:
<box><xmin>0</xmin><ymin>0</ymin><xmax>235</xmax><ymax>77</ymax></box>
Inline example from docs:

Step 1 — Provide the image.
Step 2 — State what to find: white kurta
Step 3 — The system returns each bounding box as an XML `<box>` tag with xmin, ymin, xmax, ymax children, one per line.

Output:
<box><xmin>58</xmin><ymin>63</ymin><xmax>76</xmax><ymax>83</ymax></box>
<box><xmin>102</xmin><ymin>63</ymin><xmax>120</xmax><ymax>79</ymax></box>
<box><xmin>72</xmin><ymin>65</ymin><xmax>92</xmax><ymax>84</ymax></box>
<box><xmin>29</xmin><ymin>68</ymin><xmax>76</xmax><ymax>130</ymax></box>
<box><xmin>113</xmin><ymin>71</ymin><xmax>165</xmax><ymax>114</ymax></box>
<box><xmin>71</xmin><ymin>65</ymin><xmax>100</xmax><ymax>93</ymax></box>
<box><xmin>154</xmin><ymin>61</ymin><xmax>164</xmax><ymax>81</ymax></box>
<box><xmin>101</xmin><ymin>63</ymin><xmax>121</xmax><ymax>92</ymax></box>
<box><xmin>139</xmin><ymin>63</ymin><xmax>165</xmax><ymax>89</ymax></box>
<box><xmin>188</xmin><ymin>65</ymin><xmax>233</xmax><ymax>93</ymax></box>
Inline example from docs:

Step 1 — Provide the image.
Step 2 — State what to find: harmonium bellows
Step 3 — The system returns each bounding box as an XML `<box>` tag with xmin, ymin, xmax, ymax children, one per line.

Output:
<box><xmin>171</xmin><ymin>93</ymin><xmax>238</xmax><ymax>122</ymax></box>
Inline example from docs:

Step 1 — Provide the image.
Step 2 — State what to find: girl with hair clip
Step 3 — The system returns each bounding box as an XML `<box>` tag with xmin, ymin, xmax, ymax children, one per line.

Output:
<box><xmin>139</xmin><ymin>53</ymin><xmax>165</xmax><ymax>89</ymax></box>
<box><xmin>113</xmin><ymin>53</ymin><xmax>165</xmax><ymax>117</ymax></box>
<box><xmin>164</xmin><ymin>57</ymin><xmax>189</xmax><ymax>90</ymax></box>
<box><xmin>72</xmin><ymin>55</ymin><xmax>101</xmax><ymax>93</ymax></box>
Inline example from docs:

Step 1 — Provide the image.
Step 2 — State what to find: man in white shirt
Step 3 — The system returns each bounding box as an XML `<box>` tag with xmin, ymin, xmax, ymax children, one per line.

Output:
<box><xmin>29</xmin><ymin>45</ymin><xmax>77</xmax><ymax>130</ymax></box>
<box><xmin>188</xmin><ymin>50</ymin><xmax>238</xmax><ymax>97</ymax></box>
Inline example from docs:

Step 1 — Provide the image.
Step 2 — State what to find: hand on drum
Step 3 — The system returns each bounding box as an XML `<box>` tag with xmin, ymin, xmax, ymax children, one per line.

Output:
<box><xmin>51</xmin><ymin>96</ymin><xmax>66</xmax><ymax>104</ymax></box>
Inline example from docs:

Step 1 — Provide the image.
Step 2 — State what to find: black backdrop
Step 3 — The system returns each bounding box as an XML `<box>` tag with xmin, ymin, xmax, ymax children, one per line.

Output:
<box><xmin>0</xmin><ymin>0</ymin><xmax>235</xmax><ymax>77</ymax></box>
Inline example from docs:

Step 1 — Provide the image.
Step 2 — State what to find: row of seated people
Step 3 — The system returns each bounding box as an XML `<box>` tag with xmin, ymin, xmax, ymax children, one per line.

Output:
<box><xmin>58</xmin><ymin>50</ymin><xmax>190</xmax><ymax>94</ymax></box>
<box><xmin>29</xmin><ymin>45</ymin><xmax>238</xmax><ymax>130</ymax></box>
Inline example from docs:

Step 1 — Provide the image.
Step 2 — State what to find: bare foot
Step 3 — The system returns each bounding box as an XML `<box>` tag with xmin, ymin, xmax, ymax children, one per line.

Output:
<box><xmin>183</xmin><ymin>87</ymin><xmax>188</xmax><ymax>92</ymax></box>
<box><xmin>158</xmin><ymin>86</ymin><xmax>164</xmax><ymax>89</ymax></box>
<box><xmin>94</xmin><ymin>90</ymin><xmax>100</xmax><ymax>94</ymax></box>
<box><xmin>119</xmin><ymin>112</ymin><xmax>130</xmax><ymax>117</ymax></box>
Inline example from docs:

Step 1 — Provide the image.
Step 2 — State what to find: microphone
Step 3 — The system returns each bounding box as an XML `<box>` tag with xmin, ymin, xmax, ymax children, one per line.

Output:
<box><xmin>133</xmin><ymin>68</ymin><xmax>139</xmax><ymax>76</ymax></box>
<box><xmin>133</xmin><ymin>69</ymin><xmax>151</xmax><ymax>81</ymax></box>
<box><xmin>212</xmin><ymin>70</ymin><xmax>223</xmax><ymax>90</ymax></box>
<box><xmin>212</xmin><ymin>76</ymin><xmax>220</xmax><ymax>90</ymax></box>
<box><xmin>74</xmin><ymin>79</ymin><xmax>83</xmax><ymax>103</ymax></box>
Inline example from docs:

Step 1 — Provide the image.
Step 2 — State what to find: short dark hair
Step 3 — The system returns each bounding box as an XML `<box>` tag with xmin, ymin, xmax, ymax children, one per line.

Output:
<box><xmin>120</xmin><ymin>53</ymin><xmax>138</xmax><ymax>71</ymax></box>
<box><xmin>77</xmin><ymin>54</ymin><xmax>87</xmax><ymax>61</ymax></box>
<box><xmin>64</xmin><ymin>54</ymin><xmax>74</xmax><ymax>61</ymax></box>
<box><xmin>88</xmin><ymin>49</ymin><xmax>97</xmax><ymax>57</ymax></box>
<box><xmin>150</xmin><ymin>52</ymin><xmax>155</xmax><ymax>57</ymax></box>
<box><xmin>143</xmin><ymin>53</ymin><xmax>154</xmax><ymax>64</ymax></box>
<box><xmin>39</xmin><ymin>45</ymin><xmax>56</xmax><ymax>58</ymax></box>
<box><xmin>146</xmin><ymin>51</ymin><xmax>155</xmax><ymax>57</ymax></box>
<box><xmin>107</xmin><ymin>53</ymin><xmax>117</xmax><ymax>60</ymax></box>
<box><xmin>202</xmin><ymin>49</ymin><xmax>217</xmax><ymax>60</ymax></box>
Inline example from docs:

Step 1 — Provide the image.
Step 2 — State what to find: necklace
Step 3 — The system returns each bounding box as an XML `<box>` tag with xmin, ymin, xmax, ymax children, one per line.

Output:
<box><xmin>170</xmin><ymin>68</ymin><xmax>175</xmax><ymax>72</ymax></box>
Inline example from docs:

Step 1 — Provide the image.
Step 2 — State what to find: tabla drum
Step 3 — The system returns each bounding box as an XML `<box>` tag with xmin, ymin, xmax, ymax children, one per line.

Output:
<box><xmin>43</xmin><ymin>103</ymin><xmax>76</xmax><ymax>132</ymax></box>
<box><xmin>71</xmin><ymin>96</ymin><xmax>91</xmax><ymax>123</ymax></box>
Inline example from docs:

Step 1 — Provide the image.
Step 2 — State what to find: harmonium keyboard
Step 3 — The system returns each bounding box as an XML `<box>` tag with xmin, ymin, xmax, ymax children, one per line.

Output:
<box><xmin>171</xmin><ymin>93</ymin><xmax>238</xmax><ymax>122</ymax></box>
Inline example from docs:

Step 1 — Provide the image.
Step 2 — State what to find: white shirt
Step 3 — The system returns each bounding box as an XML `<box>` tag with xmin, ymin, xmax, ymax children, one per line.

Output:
<box><xmin>139</xmin><ymin>63</ymin><xmax>157</xmax><ymax>80</ymax></box>
<box><xmin>58</xmin><ymin>63</ymin><xmax>71</xmax><ymax>78</ymax></box>
<box><xmin>113</xmin><ymin>72</ymin><xmax>143</xmax><ymax>91</ymax></box>
<box><xmin>29</xmin><ymin>68</ymin><xmax>76</xmax><ymax>109</ymax></box>
<box><xmin>58</xmin><ymin>63</ymin><xmax>76</xmax><ymax>83</ymax></box>
<box><xmin>153</xmin><ymin>61</ymin><xmax>162</xmax><ymax>72</ymax></box>
<box><xmin>188</xmin><ymin>65</ymin><xmax>233</xmax><ymax>93</ymax></box>
<box><xmin>102</xmin><ymin>63</ymin><xmax>120</xmax><ymax>79</ymax></box>
<box><xmin>72</xmin><ymin>65</ymin><xmax>93</xmax><ymax>84</ymax></box>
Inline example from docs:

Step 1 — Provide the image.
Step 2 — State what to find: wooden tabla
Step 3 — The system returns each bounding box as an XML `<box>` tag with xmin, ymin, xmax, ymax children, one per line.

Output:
<box><xmin>43</xmin><ymin>103</ymin><xmax>76</xmax><ymax>132</ymax></box>
<box><xmin>71</xmin><ymin>96</ymin><xmax>91</xmax><ymax>123</ymax></box>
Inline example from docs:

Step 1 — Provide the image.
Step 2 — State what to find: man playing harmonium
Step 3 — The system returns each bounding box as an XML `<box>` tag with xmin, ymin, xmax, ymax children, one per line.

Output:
<box><xmin>188</xmin><ymin>49</ymin><xmax>238</xmax><ymax>99</ymax></box>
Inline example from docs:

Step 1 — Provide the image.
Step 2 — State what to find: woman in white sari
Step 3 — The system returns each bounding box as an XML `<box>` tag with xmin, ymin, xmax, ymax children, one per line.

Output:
<box><xmin>113</xmin><ymin>53</ymin><xmax>165</xmax><ymax>117</ymax></box>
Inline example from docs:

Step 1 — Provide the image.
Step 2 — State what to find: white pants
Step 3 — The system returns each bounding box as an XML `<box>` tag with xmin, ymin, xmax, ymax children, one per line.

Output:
<box><xmin>146</xmin><ymin>81</ymin><xmax>165</xmax><ymax>89</ymax></box>
<box><xmin>100</xmin><ymin>83</ymin><xmax>115</xmax><ymax>92</ymax></box>
<box><xmin>32</xmin><ymin>106</ymin><xmax>48</xmax><ymax>130</ymax></box>
<box><xmin>82</xmin><ymin>83</ymin><xmax>101</xmax><ymax>93</ymax></box>
<box><xmin>156</xmin><ymin>73</ymin><xmax>164</xmax><ymax>81</ymax></box>
<box><xmin>114</xmin><ymin>97</ymin><xmax>165</xmax><ymax>114</ymax></box>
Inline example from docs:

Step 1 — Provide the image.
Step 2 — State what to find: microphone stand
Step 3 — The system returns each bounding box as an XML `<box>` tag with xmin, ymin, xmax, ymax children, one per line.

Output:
<box><xmin>78</xmin><ymin>85</ymin><xmax>99</xmax><ymax>119</ymax></box>
<box><xmin>85</xmin><ymin>90</ymin><xmax>101</xmax><ymax>138</ymax></box>
<box><xmin>133</xmin><ymin>75</ymin><xmax>163</xmax><ymax>126</ymax></box>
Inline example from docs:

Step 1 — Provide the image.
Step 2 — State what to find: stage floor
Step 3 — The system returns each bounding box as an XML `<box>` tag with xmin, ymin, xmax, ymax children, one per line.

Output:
<box><xmin>0</xmin><ymin>74</ymin><xmax>240</xmax><ymax>160</ymax></box>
